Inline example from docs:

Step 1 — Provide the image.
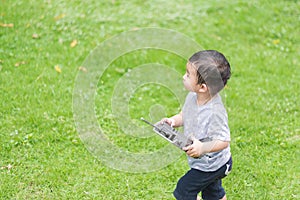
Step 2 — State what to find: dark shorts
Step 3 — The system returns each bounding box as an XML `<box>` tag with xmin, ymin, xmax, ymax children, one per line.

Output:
<box><xmin>173</xmin><ymin>157</ymin><xmax>232</xmax><ymax>200</ymax></box>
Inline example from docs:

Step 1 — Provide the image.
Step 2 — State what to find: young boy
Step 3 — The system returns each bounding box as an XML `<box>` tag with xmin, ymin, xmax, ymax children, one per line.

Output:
<box><xmin>160</xmin><ymin>50</ymin><xmax>232</xmax><ymax>200</ymax></box>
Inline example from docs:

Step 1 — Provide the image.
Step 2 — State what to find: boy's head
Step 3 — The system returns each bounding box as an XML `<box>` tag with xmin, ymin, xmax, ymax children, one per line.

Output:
<box><xmin>188</xmin><ymin>50</ymin><xmax>231</xmax><ymax>96</ymax></box>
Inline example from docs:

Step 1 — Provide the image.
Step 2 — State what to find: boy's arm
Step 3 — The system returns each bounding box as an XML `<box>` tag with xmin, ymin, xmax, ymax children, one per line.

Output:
<box><xmin>160</xmin><ymin>111</ymin><xmax>183</xmax><ymax>127</ymax></box>
<box><xmin>183</xmin><ymin>139</ymin><xmax>229</xmax><ymax>158</ymax></box>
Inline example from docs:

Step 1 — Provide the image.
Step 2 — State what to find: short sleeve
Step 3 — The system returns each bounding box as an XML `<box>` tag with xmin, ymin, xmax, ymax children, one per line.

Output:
<box><xmin>207</xmin><ymin>104</ymin><xmax>230</xmax><ymax>141</ymax></box>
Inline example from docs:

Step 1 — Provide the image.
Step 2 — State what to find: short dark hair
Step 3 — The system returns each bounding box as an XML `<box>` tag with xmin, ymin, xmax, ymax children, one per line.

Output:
<box><xmin>189</xmin><ymin>50</ymin><xmax>231</xmax><ymax>95</ymax></box>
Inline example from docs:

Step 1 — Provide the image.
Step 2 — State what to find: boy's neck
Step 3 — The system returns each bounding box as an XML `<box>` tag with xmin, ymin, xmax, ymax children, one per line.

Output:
<box><xmin>196</xmin><ymin>92</ymin><xmax>213</xmax><ymax>106</ymax></box>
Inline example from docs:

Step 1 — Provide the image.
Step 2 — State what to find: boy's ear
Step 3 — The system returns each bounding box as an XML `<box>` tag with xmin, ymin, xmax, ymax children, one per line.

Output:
<box><xmin>198</xmin><ymin>83</ymin><xmax>208</xmax><ymax>93</ymax></box>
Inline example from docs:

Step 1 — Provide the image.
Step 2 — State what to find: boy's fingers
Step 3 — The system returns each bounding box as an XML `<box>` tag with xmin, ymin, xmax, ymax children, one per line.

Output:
<box><xmin>160</xmin><ymin>118</ymin><xmax>175</xmax><ymax>126</ymax></box>
<box><xmin>162</xmin><ymin>118</ymin><xmax>169</xmax><ymax>124</ymax></box>
<box><xmin>170</xmin><ymin>119</ymin><xmax>175</xmax><ymax>127</ymax></box>
<box><xmin>183</xmin><ymin>145</ymin><xmax>193</xmax><ymax>152</ymax></box>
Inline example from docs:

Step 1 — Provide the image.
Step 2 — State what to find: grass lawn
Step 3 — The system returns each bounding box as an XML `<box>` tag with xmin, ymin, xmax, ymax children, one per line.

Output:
<box><xmin>1</xmin><ymin>0</ymin><xmax>299</xmax><ymax>199</ymax></box>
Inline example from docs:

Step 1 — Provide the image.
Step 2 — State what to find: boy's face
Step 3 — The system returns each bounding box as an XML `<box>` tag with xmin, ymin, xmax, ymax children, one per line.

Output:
<box><xmin>182</xmin><ymin>62</ymin><xmax>200</xmax><ymax>92</ymax></box>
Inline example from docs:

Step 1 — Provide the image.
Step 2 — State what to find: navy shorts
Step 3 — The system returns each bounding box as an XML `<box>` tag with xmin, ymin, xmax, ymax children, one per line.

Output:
<box><xmin>173</xmin><ymin>157</ymin><xmax>232</xmax><ymax>200</ymax></box>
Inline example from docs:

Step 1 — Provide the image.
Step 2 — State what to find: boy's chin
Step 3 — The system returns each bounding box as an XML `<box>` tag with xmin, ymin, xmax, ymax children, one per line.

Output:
<box><xmin>184</xmin><ymin>86</ymin><xmax>194</xmax><ymax>92</ymax></box>
<box><xmin>183</xmin><ymin>84</ymin><xmax>191</xmax><ymax>91</ymax></box>
<box><xmin>183</xmin><ymin>87</ymin><xmax>191</xmax><ymax>91</ymax></box>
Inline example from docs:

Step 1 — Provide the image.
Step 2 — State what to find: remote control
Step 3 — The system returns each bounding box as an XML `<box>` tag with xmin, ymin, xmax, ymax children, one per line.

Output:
<box><xmin>140</xmin><ymin>117</ymin><xmax>193</xmax><ymax>150</ymax></box>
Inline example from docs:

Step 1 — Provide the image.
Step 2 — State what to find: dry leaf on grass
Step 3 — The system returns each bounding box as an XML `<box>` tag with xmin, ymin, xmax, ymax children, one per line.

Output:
<box><xmin>15</xmin><ymin>61</ymin><xmax>26</xmax><ymax>67</ymax></box>
<box><xmin>54</xmin><ymin>65</ymin><xmax>62</xmax><ymax>73</ymax></box>
<box><xmin>32</xmin><ymin>33</ymin><xmax>39</xmax><ymax>39</ymax></box>
<box><xmin>0</xmin><ymin>23</ymin><xmax>14</xmax><ymax>27</ymax></box>
<box><xmin>0</xmin><ymin>164</ymin><xmax>13</xmax><ymax>171</ymax></box>
<box><xmin>54</xmin><ymin>14</ymin><xmax>66</xmax><ymax>21</ymax></box>
<box><xmin>273</xmin><ymin>39</ymin><xmax>280</xmax><ymax>45</ymax></box>
<box><xmin>78</xmin><ymin>66</ymin><xmax>87</xmax><ymax>72</ymax></box>
<box><xmin>70</xmin><ymin>39</ymin><xmax>78</xmax><ymax>48</ymax></box>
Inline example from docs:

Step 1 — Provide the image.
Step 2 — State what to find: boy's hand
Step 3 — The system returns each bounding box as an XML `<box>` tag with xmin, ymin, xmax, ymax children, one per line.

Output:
<box><xmin>183</xmin><ymin>138</ymin><xmax>230</xmax><ymax>158</ymax></box>
<box><xmin>159</xmin><ymin>118</ymin><xmax>175</xmax><ymax>127</ymax></box>
<box><xmin>182</xmin><ymin>137</ymin><xmax>204</xmax><ymax>158</ymax></box>
<box><xmin>157</xmin><ymin>112</ymin><xmax>183</xmax><ymax>128</ymax></box>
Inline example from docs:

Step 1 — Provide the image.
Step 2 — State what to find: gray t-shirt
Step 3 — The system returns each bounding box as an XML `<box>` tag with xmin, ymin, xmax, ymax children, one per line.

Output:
<box><xmin>182</xmin><ymin>92</ymin><xmax>231</xmax><ymax>172</ymax></box>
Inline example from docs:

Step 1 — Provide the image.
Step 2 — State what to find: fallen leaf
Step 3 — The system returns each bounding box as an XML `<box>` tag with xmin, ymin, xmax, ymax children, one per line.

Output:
<box><xmin>54</xmin><ymin>14</ymin><xmax>66</xmax><ymax>21</ymax></box>
<box><xmin>115</xmin><ymin>67</ymin><xmax>125</xmax><ymax>73</ymax></box>
<box><xmin>0</xmin><ymin>164</ymin><xmax>13</xmax><ymax>170</ymax></box>
<box><xmin>273</xmin><ymin>39</ymin><xmax>280</xmax><ymax>45</ymax></box>
<box><xmin>78</xmin><ymin>66</ymin><xmax>87</xmax><ymax>72</ymax></box>
<box><xmin>70</xmin><ymin>39</ymin><xmax>78</xmax><ymax>48</ymax></box>
<box><xmin>15</xmin><ymin>61</ymin><xmax>26</xmax><ymax>67</ymax></box>
<box><xmin>0</xmin><ymin>23</ymin><xmax>14</xmax><ymax>28</ymax></box>
<box><xmin>32</xmin><ymin>33</ymin><xmax>39</xmax><ymax>39</ymax></box>
<box><xmin>7</xmin><ymin>164</ymin><xmax>12</xmax><ymax>170</ymax></box>
<box><xmin>54</xmin><ymin>65</ymin><xmax>62</xmax><ymax>73</ymax></box>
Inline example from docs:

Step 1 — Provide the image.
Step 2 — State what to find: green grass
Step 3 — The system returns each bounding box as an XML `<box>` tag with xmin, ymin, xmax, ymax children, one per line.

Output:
<box><xmin>1</xmin><ymin>0</ymin><xmax>299</xmax><ymax>199</ymax></box>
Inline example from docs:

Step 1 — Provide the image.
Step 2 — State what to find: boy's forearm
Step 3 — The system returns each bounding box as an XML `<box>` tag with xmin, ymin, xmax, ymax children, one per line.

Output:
<box><xmin>183</xmin><ymin>139</ymin><xmax>229</xmax><ymax>158</ymax></box>
<box><xmin>202</xmin><ymin>140</ymin><xmax>229</xmax><ymax>154</ymax></box>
